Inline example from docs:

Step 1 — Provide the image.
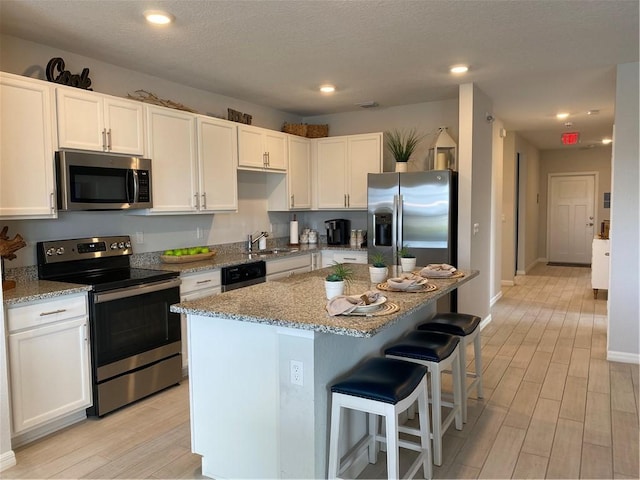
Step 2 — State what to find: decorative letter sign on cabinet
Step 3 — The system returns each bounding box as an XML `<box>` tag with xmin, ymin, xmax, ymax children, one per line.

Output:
<box><xmin>591</xmin><ymin>238</ymin><xmax>610</xmax><ymax>298</ymax></box>
<box><xmin>0</xmin><ymin>72</ymin><xmax>57</xmax><ymax>219</ymax></box>
<box><xmin>7</xmin><ymin>293</ymin><xmax>92</xmax><ymax>435</ymax></box>
<box><xmin>315</xmin><ymin>133</ymin><xmax>382</xmax><ymax>209</ymax></box>
<box><xmin>56</xmin><ymin>87</ymin><xmax>145</xmax><ymax>155</ymax></box>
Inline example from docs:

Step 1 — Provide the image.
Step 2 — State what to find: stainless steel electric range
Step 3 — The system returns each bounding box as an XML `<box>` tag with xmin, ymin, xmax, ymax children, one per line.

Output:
<box><xmin>37</xmin><ymin>235</ymin><xmax>182</xmax><ymax>417</ymax></box>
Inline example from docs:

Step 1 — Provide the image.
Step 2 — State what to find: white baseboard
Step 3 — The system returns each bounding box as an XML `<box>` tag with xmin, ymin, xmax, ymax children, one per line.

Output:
<box><xmin>490</xmin><ymin>291</ymin><xmax>503</xmax><ymax>307</ymax></box>
<box><xmin>0</xmin><ymin>450</ymin><xmax>16</xmax><ymax>472</ymax></box>
<box><xmin>516</xmin><ymin>269</ymin><xmax>526</xmax><ymax>276</ymax></box>
<box><xmin>11</xmin><ymin>410</ymin><xmax>87</xmax><ymax>448</ymax></box>
<box><xmin>501</xmin><ymin>279</ymin><xmax>514</xmax><ymax>287</ymax></box>
<box><xmin>480</xmin><ymin>314</ymin><xmax>492</xmax><ymax>330</ymax></box>
<box><xmin>607</xmin><ymin>350</ymin><xmax>640</xmax><ymax>364</ymax></box>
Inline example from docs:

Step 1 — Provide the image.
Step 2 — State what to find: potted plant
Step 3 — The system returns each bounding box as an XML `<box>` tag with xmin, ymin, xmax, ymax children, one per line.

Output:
<box><xmin>386</xmin><ymin>128</ymin><xmax>423</xmax><ymax>172</ymax></box>
<box><xmin>369</xmin><ymin>251</ymin><xmax>389</xmax><ymax>283</ymax></box>
<box><xmin>398</xmin><ymin>245</ymin><xmax>417</xmax><ymax>272</ymax></box>
<box><xmin>324</xmin><ymin>262</ymin><xmax>353</xmax><ymax>299</ymax></box>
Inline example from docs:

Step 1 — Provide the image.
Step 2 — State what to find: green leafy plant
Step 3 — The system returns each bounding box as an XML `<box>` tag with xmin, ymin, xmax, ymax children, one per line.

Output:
<box><xmin>325</xmin><ymin>262</ymin><xmax>354</xmax><ymax>282</ymax></box>
<box><xmin>386</xmin><ymin>128</ymin><xmax>423</xmax><ymax>163</ymax></box>
<box><xmin>398</xmin><ymin>245</ymin><xmax>416</xmax><ymax>258</ymax></box>
<box><xmin>370</xmin><ymin>251</ymin><xmax>388</xmax><ymax>268</ymax></box>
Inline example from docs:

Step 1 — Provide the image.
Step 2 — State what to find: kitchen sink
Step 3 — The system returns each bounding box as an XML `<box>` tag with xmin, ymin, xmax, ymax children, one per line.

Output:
<box><xmin>243</xmin><ymin>247</ymin><xmax>297</xmax><ymax>255</ymax></box>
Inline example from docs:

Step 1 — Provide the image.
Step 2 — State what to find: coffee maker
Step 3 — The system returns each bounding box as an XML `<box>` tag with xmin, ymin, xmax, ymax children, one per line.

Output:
<box><xmin>325</xmin><ymin>219</ymin><xmax>350</xmax><ymax>245</ymax></box>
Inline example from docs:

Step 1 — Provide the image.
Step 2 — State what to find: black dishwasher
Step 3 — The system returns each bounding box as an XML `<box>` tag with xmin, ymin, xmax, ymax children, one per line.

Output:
<box><xmin>221</xmin><ymin>261</ymin><xmax>266</xmax><ymax>292</ymax></box>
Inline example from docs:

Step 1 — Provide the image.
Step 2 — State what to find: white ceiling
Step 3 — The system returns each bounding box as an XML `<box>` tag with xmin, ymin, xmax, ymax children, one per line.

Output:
<box><xmin>1</xmin><ymin>0</ymin><xmax>637</xmax><ymax>150</ymax></box>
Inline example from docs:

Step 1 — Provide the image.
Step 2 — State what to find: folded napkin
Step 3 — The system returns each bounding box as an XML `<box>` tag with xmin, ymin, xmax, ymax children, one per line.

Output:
<box><xmin>386</xmin><ymin>276</ymin><xmax>425</xmax><ymax>291</ymax></box>
<box><xmin>327</xmin><ymin>291</ymin><xmax>381</xmax><ymax>316</ymax></box>
<box><xmin>419</xmin><ymin>263</ymin><xmax>457</xmax><ymax>278</ymax></box>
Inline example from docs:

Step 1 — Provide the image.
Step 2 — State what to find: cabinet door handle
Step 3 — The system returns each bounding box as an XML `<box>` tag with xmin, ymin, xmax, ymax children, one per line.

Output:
<box><xmin>263</xmin><ymin>152</ymin><xmax>268</xmax><ymax>167</ymax></box>
<box><xmin>40</xmin><ymin>309</ymin><xmax>66</xmax><ymax>316</ymax></box>
<box><xmin>347</xmin><ymin>194</ymin><xmax>350</xmax><ymax>207</ymax></box>
<box><xmin>266</xmin><ymin>151</ymin><xmax>270</xmax><ymax>167</ymax></box>
<box><xmin>201</xmin><ymin>192</ymin><xmax>207</xmax><ymax>209</ymax></box>
<box><xmin>290</xmin><ymin>195</ymin><xmax>294</xmax><ymax>208</ymax></box>
<box><xmin>50</xmin><ymin>191</ymin><xmax>55</xmax><ymax>211</ymax></box>
<box><xmin>101</xmin><ymin>129</ymin><xmax>107</xmax><ymax>151</ymax></box>
<box><xmin>344</xmin><ymin>194</ymin><xmax>347</xmax><ymax>207</ymax></box>
<box><xmin>194</xmin><ymin>192</ymin><xmax>200</xmax><ymax>209</ymax></box>
<box><xmin>107</xmin><ymin>128</ymin><xmax>112</xmax><ymax>150</ymax></box>
<box><xmin>196</xmin><ymin>279</ymin><xmax>212</xmax><ymax>284</ymax></box>
<box><xmin>343</xmin><ymin>257</ymin><xmax>357</xmax><ymax>261</ymax></box>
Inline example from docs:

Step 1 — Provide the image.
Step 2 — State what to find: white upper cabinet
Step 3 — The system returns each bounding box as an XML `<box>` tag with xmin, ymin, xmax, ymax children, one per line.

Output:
<box><xmin>267</xmin><ymin>135</ymin><xmax>311</xmax><ymax>211</ymax></box>
<box><xmin>145</xmin><ymin>105</ymin><xmax>198</xmax><ymax>213</ymax></box>
<box><xmin>0</xmin><ymin>72</ymin><xmax>57</xmax><ymax>219</ymax></box>
<box><xmin>238</xmin><ymin>124</ymin><xmax>287</xmax><ymax>171</ymax></box>
<box><xmin>315</xmin><ymin>133</ymin><xmax>382</xmax><ymax>209</ymax></box>
<box><xmin>56</xmin><ymin>87</ymin><xmax>145</xmax><ymax>155</ymax></box>
<box><xmin>197</xmin><ymin>116</ymin><xmax>238</xmax><ymax>212</ymax></box>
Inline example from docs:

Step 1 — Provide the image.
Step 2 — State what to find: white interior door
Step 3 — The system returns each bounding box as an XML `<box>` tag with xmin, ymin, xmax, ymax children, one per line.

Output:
<box><xmin>548</xmin><ymin>174</ymin><xmax>596</xmax><ymax>264</ymax></box>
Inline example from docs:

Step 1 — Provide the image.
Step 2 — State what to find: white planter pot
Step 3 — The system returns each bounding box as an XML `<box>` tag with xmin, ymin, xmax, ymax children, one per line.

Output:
<box><xmin>325</xmin><ymin>280</ymin><xmax>345</xmax><ymax>299</ymax></box>
<box><xmin>395</xmin><ymin>162</ymin><xmax>408</xmax><ymax>172</ymax></box>
<box><xmin>369</xmin><ymin>266</ymin><xmax>388</xmax><ymax>283</ymax></box>
<box><xmin>400</xmin><ymin>257</ymin><xmax>417</xmax><ymax>272</ymax></box>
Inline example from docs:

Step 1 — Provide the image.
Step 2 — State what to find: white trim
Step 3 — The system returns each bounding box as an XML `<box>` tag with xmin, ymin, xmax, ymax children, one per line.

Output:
<box><xmin>0</xmin><ymin>450</ymin><xmax>16</xmax><ymax>472</ymax></box>
<box><xmin>607</xmin><ymin>350</ymin><xmax>640</xmax><ymax>365</ymax></box>
<box><xmin>11</xmin><ymin>410</ymin><xmax>86</xmax><ymax>448</ymax></box>
<box><xmin>546</xmin><ymin>171</ymin><xmax>599</xmax><ymax>263</ymax></box>
<box><xmin>480</xmin><ymin>314</ymin><xmax>492</xmax><ymax>330</ymax></box>
<box><xmin>516</xmin><ymin>269</ymin><xmax>526</xmax><ymax>276</ymax></box>
<box><xmin>490</xmin><ymin>291</ymin><xmax>503</xmax><ymax>307</ymax></box>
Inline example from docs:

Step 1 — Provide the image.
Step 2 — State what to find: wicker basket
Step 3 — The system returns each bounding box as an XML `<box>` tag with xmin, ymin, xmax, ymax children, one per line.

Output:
<box><xmin>282</xmin><ymin>123</ymin><xmax>308</xmax><ymax>137</ymax></box>
<box><xmin>306</xmin><ymin>124</ymin><xmax>329</xmax><ymax>138</ymax></box>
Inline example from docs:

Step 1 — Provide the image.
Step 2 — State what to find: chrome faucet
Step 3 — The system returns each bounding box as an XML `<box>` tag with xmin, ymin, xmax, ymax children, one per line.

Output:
<box><xmin>247</xmin><ymin>231</ymin><xmax>268</xmax><ymax>252</ymax></box>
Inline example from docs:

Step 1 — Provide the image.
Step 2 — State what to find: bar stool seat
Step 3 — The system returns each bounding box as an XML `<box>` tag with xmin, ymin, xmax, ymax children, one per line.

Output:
<box><xmin>385</xmin><ymin>331</ymin><xmax>463</xmax><ymax>466</ymax></box>
<box><xmin>418</xmin><ymin>312</ymin><xmax>484</xmax><ymax>423</ymax></box>
<box><xmin>328</xmin><ymin>357</ymin><xmax>432</xmax><ymax>480</ymax></box>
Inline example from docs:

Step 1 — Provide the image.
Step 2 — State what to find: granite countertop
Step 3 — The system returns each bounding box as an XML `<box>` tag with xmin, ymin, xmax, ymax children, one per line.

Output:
<box><xmin>3</xmin><ymin>281</ymin><xmax>92</xmax><ymax>305</ymax></box>
<box><xmin>2</xmin><ymin>243</ymin><xmax>367</xmax><ymax>304</ymax></box>
<box><xmin>171</xmin><ymin>264</ymin><xmax>479</xmax><ymax>337</ymax></box>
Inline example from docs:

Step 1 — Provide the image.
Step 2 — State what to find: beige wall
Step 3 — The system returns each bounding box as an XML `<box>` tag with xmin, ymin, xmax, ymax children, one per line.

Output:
<box><xmin>538</xmin><ymin>147</ymin><xmax>612</xmax><ymax>258</ymax></box>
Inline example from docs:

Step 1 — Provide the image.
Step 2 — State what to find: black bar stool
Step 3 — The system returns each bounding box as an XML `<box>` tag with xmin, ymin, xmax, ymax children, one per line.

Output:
<box><xmin>418</xmin><ymin>312</ymin><xmax>483</xmax><ymax>423</ymax></box>
<box><xmin>328</xmin><ymin>357</ymin><xmax>432</xmax><ymax>480</ymax></box>
<box><xmin>384</xmin><ymin>331</ymin><xmax>463</xmax><ymax>466</ymax></box>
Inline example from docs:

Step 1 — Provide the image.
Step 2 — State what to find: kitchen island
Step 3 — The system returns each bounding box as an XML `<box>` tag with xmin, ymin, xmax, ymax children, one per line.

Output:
<box><xmin>171</xmin><ymin>264</ymin><xmax>478</xmax><ymax>479</ymax></box>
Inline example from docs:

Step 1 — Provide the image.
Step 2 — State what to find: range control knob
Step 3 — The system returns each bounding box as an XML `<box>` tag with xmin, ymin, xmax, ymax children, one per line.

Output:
<box><xmin>125</xmin><ymin>241</ymin><xmax>132</xmax><ymax>249</ymax></box>
<box><xmin>46</xmin><ymin>247</ymin><xmax>56</xmax><ymax>256</ymax></box>
<box><xmin>118</xmin><ymin>242</ymin><xmax>125</xmax><ymax>249</ymax></box>
<box><xmin>110</xmin><ymin>242</ymin><xmax>119</xmax><ymax>250</ymax></box>
<box><xmin>56</xmin><ymin>247</ymin><xmax>65</xmax><ymax>255</ymax></box>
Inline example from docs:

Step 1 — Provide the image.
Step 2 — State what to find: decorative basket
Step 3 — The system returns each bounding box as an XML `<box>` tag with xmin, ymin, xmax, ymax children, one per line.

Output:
<box><xmin>282</xmin><ymin>123</ymin><xmax>308</xmax><ymax>137</ymax></box>
<box><xmin>306</xmin><ymin>124</ymin><xmax>329</xmax><ymax>138</ymax></box>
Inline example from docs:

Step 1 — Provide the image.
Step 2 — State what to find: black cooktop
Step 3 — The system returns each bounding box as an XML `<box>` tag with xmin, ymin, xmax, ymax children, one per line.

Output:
<box><xmin>59</xmin><ymin>268</ymin><xmax>179</xmax><ymax>292</ymax></box>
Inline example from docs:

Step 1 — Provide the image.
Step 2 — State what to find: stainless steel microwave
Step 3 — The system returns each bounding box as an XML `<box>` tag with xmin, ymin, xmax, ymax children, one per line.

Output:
<box><xmin>55</xmin><ymin>150</ymin><xmax>153</xmax><ymax>211</ymax></box>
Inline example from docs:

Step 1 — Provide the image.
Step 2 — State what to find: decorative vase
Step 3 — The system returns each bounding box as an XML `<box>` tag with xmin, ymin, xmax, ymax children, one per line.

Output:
<box><xmin>369</xmin><ymin>266</ymin><xmax>388</xmax><ymax>283</ymax></box>
<box><xmin>400</xmin><ymin>257</ymin><xmax>417</xmax><ymax>273</ymax></box>
<box><xmin>325</xmin><ymin>280</ymin><xmax>345</xmax><ymax>299</ymax></box>
<box><xmin>395</xmin><ymin>162</ymin><xmax>408</xmax><ymax>172</ymax></box>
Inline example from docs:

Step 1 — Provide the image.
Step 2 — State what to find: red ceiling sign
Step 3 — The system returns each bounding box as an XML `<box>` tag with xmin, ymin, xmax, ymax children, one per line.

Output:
<box><xmin>561</xmin><ymin>132</ymin><xmax>580</xmax><ymax>145</ymax></box>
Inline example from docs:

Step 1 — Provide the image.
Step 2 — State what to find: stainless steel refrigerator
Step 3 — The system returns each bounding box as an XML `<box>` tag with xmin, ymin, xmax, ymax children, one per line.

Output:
<box><xmin>367</xmin><ymin>170</ymin><xmax>458</xmax><ymax>271</ymax></box>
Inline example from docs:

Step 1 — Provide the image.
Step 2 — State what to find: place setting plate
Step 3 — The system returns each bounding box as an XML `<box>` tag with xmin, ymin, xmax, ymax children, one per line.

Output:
<box><xmin>377</xmin><ymin>281</ymin><xmax>438</xmax><ymax>293</ymax></box>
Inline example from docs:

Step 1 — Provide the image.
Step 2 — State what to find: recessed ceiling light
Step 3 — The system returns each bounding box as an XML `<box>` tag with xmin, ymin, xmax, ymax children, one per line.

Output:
<box><xmin>320</xmin><ymin>85</ymin><xmax>336</xmax><ymax>93</ymax></box>
<box><xmin>556</xmin><ymin>112</ymin><xmax>570</xmax><ymax>120</ymax></box>
<box><xmin>602</xmin><ymin>138</ymin><xmax>612</xmax><ymax>145</ymax></box>
<box><xmin>450</xmin><ymin>65</ymin><xmax>469</xmax><ymax>74</ymax></box>
<box><xmin>144</xmin><ymin>10</ymin><xmax>174</xmax><ymax>25</ymax></box>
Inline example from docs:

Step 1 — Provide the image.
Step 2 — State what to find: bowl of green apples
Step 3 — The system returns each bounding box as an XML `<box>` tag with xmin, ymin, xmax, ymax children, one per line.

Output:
<box><xmin>160</xmin><ymin>246</ymin><xmax>216</xmax><ymax>263</ymax></box>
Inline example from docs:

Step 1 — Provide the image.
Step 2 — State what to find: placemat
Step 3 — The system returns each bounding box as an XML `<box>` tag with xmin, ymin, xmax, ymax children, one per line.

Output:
<box><xmin>414</xmin><ymin>270</ymin><xmax>465</xmax><ymax>279</ymax></box>
<box><xmin>376</xmin><ymin>282</ymin><xmax>438</xmax><ymax>293</ymax></box>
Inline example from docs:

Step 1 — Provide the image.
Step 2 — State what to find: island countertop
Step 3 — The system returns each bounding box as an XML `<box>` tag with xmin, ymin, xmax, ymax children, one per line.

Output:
<box><xmin>171</xmin><ymin>264</ymin><xmax>478</xmax><ymax>337</ymax></box>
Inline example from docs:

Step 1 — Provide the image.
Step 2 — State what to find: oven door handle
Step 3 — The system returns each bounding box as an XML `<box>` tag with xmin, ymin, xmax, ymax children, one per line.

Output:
<box><xmin>93</xmin><ymin>278</ymin><xmax>181</xmax><ymax>303</ymax></box>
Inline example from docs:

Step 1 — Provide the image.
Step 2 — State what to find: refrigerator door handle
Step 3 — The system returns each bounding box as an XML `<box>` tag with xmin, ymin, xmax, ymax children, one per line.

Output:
<box><xmin>392</xmin><ymin>195</ymin><xmax>398</xmax><ymax>259</ymax></box>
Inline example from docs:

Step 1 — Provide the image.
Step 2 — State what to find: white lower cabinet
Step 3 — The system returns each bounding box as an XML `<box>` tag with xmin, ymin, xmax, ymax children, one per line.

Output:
<box><xmin>7</xmin><ymin>293</ymin><xmax>91</xmax><ymax>435</ymax></box>
<box><xmin>179</xmin><ymin>270</ymin><xmax>221</xmax><ymax>371</ymax></box>
<box><xmin>266</xmin><ymin>254</ymin><xmax>311</xmax><ymax>280</ymax></box>
<box><xmin>591</xmin><ymin>238</ymin><xmax>610</xmax><ymax>298</ymax></box>
<box><xmin>321</xmin><ymin>250</ymin><xmax>368</xmax><ymax>267</ymax></box>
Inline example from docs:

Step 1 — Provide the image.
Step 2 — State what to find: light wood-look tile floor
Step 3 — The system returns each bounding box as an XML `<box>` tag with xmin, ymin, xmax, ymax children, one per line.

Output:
<box><xmin>3</xmin><ymin>264</ymin><xmax>639</xmax><ymax>479</ymax></box>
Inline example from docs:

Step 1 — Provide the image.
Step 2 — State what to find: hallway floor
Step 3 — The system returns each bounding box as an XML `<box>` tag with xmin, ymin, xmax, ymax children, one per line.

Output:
<box><xmin>3</xmin><ymin>264</ymin><xmax>639</xmax><ymax>479</ymax></box>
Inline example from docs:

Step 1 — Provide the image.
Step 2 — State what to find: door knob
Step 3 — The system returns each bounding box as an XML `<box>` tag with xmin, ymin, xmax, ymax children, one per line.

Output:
<box><xmin>586</xmin><ymin>223</ymin><xmax>594</xmax><ymax>226</ymax></box>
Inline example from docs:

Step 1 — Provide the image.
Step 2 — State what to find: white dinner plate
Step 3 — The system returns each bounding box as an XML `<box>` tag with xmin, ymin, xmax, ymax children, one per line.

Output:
<box><xmin>351</xmin><ymin>295</ymin><xmax>387</xmax><ymax>313</ymax></box>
